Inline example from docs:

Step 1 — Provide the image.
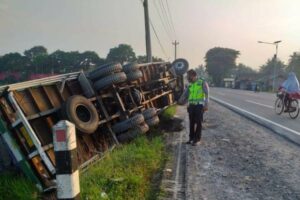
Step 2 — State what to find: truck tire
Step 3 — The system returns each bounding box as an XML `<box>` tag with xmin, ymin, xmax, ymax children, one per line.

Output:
<box><xmin>94</xmin><ymin>72</ymin><xmax>127</xmax><ymax>91</ymax></box>
<box><xmin>134</xmin><ymin>122</ymin><xmax>149</xmax><ymax>134</ymax></box>
<box><xmin>64</xmin><ymin>95</ymin><xmax>99</xmax><ymax>134</ymax></box>
<box><xmin>88</xmin><ymin>63</ymin><xmax>122</xmax><ymax>81</ymax></box>
<box><xmin>172</xmin><ymin>58</ymin><xmax>189</xmax><ymax>75</ymax></box>
<box><xmin>126</xmin><ymin>70</ymin><xmax>143</xmax><ymax>81</ymax></box>
<box><xmin>123</xmin><ymin>62</ymin><xmax>139</xmax><ymax>73</ymax></box>
<box><xmin>145</xmin><ymin>116</ymin><xmax>160</xmax><ymax>127</ymax></box>
<box><xmin>142</xmin><ymin>108</ymin><xmax>157</xmax><ymax>120</ymax></box>
<box><xmin>117</xmin><ymin>123</ymin><xmax>149</xmax><ymax>143</ymax></box>
<box><xmin>112</xmin><ymin>114</ymin><xmax>145</xmax><ymax>133</ymax></box>
<box><xmin>132</xmin><ymin>89</ymin><xmax>142</xmax><ymax>105</ymax></box>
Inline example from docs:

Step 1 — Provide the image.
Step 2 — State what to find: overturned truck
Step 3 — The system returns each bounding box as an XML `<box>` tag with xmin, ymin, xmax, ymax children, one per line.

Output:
<box><xmin>0</xmin><ymin>59</ymin><xmax>188</xmax><ymax>190</ymax></box>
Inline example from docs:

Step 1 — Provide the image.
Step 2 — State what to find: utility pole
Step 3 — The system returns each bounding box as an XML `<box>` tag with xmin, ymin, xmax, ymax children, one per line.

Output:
<box><xmin>143</xmin><ymin>0</ymin><xmax>152</xmax><ymax>63</ymax></box>
<box><xmin>172</xmin><ymin>40</ymin><xmax>179</xmax><ymax>60</ymax></box>
<box><xmin>258</xmin><ymin>40</ymin><xmax>282</xmax><ymax>92</ymax></box>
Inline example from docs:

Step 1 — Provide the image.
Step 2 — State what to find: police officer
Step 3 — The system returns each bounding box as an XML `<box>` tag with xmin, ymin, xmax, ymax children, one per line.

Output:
<box><xmin>178</xmin><ymin>69</ymin><xmax>209</xmax><ymax>146</ymax></box>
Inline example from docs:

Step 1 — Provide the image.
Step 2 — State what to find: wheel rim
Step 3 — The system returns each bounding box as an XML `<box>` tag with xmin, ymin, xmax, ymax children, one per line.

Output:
<box><xmin>274</xmin><ymin>98</ymin><xmax>284</xmax><ymax>115</ymax></box>
<box><xmin>289</xmin><ymin>100</ymin><xmax>299</xmax><ymax>119</ymax></box>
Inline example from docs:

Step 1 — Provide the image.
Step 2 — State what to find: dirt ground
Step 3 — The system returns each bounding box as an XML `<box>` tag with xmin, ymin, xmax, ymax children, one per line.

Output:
<box><xmin>183</xmin><ymin>101</ymin><xmax>300</xmax><ymax>200</ymax></box>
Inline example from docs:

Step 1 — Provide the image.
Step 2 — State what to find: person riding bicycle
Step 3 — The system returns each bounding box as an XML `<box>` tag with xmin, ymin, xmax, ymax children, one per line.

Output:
<box><xmin>280</xmin><ymin>72</ymin><xmax>300</xmax><ymax>112</ymax></box>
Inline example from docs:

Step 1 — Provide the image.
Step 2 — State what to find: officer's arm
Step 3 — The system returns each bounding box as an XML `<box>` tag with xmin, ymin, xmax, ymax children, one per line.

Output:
<box><xmin>203</xmin><ymin>81</ymin><xmax>209</xmax><ymax>107</ymax></box>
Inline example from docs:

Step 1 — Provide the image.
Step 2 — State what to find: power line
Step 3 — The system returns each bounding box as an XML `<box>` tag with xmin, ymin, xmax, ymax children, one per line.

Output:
<box><xmin>165</xmin><ymin>0</ymin><xmax>177</xmax><ymax>39</ymax></box>
<box><xmin>139</xmin><ymin>0</ymin><xmax>170</xmax><ymax>60</ymax></box>
<box><xmin>158</xmin><ymin>0</ymin><xmax>175</xmax><ymax>40</ymax></box>
<box><xmin>150</xmin><ymin>20</ymin><xmax>169</xmax><ymax>59</ymax></box>
<box><xmin>153</xmin><ymin>0</ymin><xmax>173</xmax><ymax>42</ymax></box>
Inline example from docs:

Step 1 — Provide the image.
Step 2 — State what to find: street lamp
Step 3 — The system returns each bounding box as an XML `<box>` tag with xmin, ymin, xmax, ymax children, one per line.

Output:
<box><xmin>258</xmin><ymin>40</ymin><xmax>282</xmax><ymax>92</ymax></box>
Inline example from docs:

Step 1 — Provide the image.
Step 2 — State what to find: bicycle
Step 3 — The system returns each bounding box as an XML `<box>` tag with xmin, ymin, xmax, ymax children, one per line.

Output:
<box><xmin>274</xmin><ymin>90</ymin><xmax>300</xmax><ymax>119</ymax></box>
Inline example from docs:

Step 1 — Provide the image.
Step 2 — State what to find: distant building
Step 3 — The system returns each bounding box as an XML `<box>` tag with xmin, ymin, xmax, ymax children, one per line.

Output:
<box><xmin>223</xmin><ymin>78</ymin><xmax>235</xmax><ymax>88</ymax></box>
<box><xmin>234</xmin><ymin>73</ymin><xmax>257</xmax><ymax>90</ymax></box>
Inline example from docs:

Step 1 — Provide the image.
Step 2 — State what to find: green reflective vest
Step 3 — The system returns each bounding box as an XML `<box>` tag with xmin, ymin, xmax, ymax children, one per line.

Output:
<box><xmin>188</xmin><ymin>79</ymin><xmax>205</xmax><ymax>104</ymax></box>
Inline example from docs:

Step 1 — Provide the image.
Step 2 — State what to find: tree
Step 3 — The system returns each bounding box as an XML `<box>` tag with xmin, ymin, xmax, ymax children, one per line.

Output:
<box><xmin>205</xmin><ymin>47</ymin><xmax>240</xmax><ymax>86</ymax></box>
<box><xmin>195</xmin><ymin>64</ymin><xmax>210</xmax><ymax>80</ymax></box>
<box><xmin>31</xmin><ymin>54</ymin><xmax>52</xmax><ymax>73</ymax></box>
<box><xmin>259</xmin><ymin>57</ymin><xmax>285</xmax><ymax>76</ymax></box>
<box><xmin>0</xmin><ymin>53</ymin><xmax>30</xmax><ymax>72</ymax></box>
<box><xmin>79</xmin><ymin>51</ymin><xmax>105</xmax><ymax>71</ymax></box>
<box><xmin>234</xmin><ymin>63</ymin><xmax>256</xmax><ymax>77</ymax></box>
<box><xmin>258</xmin><ymin>57</ymin><xmax>286</xmax><ymax>90</ymax></box>
<box><xmin>106</xmin><ymin>44</ymin><xmax>136</xmax><ymax>64</ymax></box>
<box><xmin>49</xmin><ymin>50</ymin><xmax>106</xmax><ymax>73</ymax></box>
<box><xmin>286</xmin><ymin>52</ymin><xmax>300</xmax><ymax>77</ymax></box>
<box><xmin>24</xmin><ymin>46</ymin><xmax>48</xmax><ymax>61</ymax></box>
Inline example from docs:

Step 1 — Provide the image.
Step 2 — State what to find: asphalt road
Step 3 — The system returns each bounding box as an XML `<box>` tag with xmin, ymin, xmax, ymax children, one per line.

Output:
<box><xmin>210</xmin><ymin>87</ymin><xmax>300</xmax><ymax>134</ymax></box>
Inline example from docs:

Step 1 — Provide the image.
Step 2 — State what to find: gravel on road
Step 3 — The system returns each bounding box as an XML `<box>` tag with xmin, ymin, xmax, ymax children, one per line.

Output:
<box><xmin>184</xmin><ymin>101</ymin><xmax>300</xmax><ymax>200</ymax></box>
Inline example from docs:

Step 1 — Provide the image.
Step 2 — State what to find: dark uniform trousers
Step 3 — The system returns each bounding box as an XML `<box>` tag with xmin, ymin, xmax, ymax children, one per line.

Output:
<box><xmin>187</xmin><ymin>104</ymin><xmax>204</xmax><ymax>142</ymax></box>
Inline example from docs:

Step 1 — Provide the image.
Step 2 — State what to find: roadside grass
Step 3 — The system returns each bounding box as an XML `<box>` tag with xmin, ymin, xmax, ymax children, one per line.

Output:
<box><xmin>160</xmin><ymin>105</ymin><xmax>177</xmax><ymax>121</ymax></box>
<box><xmin>80</xmin><ymin>135</ymin><xmax>167</xmax><ymax>200</ymax></box>
<box><xmin>80</xmin><ymin>105</ymin><xmax>178</xmax><ymax>199</ymax></box>
<box><xmin>0</xmin><ymin>172</ymin><xmax>39</xmax><ymax>200</ymax></box>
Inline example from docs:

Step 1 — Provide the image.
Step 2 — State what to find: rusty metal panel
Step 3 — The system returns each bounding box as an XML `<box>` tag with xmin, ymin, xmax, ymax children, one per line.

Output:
<box><xmin>28</xmin><ymin>88</ymin><xmax>52</xmax><ymax>112</ymax></box>
<box><xmin>42</xmin><ymin>86</ymin><xmax>63</xmax><ymax>108</ymax></box>
<box><xmin>14</xmin><ymin>91</ymin><xmax>39</xmax><ymax>116</ymax></box>
<box><xmin>31</xmin><ymin>118</ymin><xmax>53</xmax><ymax>146</ymax></box>
<box><xmin>60</xmin><ymin>83</ymin><xmax>72</xmax><ymax>101</ymax></box>
<box><xmin>66</xmin><ymin>80</ymin><xmax>83</xmax><ymax>95</ymax></box>
<box><xmin>45</xmin><ymin>116</ymin><xmax>56</xmax><ymax>128</ymax></box>
<box><xmin>46</xmin><ymin>148</ymin><xmax>55</xmax><ymax>166</ymax></box>
<box><xmin>81</xmin><ymin>134</ymin><xmax>97</xmax><ymax>156</ymax></box>
<box><xmin>0</xmin><ymin>97</ymin><xmax>17</xmax><ymax>123</ymax></box>
<box><xmin>31</xmin><ymin>156</ymin><xmax>53</xmax><ymax>187</ymax></box>
<box><xmin>76</xmin><ymin>135</ymin><xmax>93</xmax><ymax>165</ymax></box>
<box><xmin>13</xmin><ymin>127</ymin><xmax>33</xmax><ymax>154</ymax></box>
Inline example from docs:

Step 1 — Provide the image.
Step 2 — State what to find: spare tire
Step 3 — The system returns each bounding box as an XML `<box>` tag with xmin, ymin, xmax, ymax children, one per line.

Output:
<box><xmin>63</xmin><ymin>95</ymin><xmax>99</xmax><ymax>134</ymax></box>
<box><xmin>94</xmin><ymin>72</ymin><xmax>127</xmax><ymax>91</ymax></box>
<box><xmin>89</xmin><ymin>63</ymin><xmax>122</xmax><ymax>81</ymax></box>
<box><xmin>172</xmin><ymin>58</ymin><xmax>189</xmax><ymax>75</ymax></box>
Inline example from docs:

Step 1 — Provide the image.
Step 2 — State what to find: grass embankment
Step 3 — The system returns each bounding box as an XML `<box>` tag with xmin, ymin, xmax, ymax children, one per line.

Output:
<box><xmin>160</xmin><ymin>105</ymin><xmax>177</xmax><ymax>121</ymax></box>
<box><xmin>0</xmin><ymin>172</ymin><xmax>39</xmax><ymax>200</ymax></box>
<box><xmin>80</xmin><ymin>105</ymin><xmax>177</xmax><ymax>200</ymax></box>
<box><xmin>80</xmin><ymin>136</ymin><xmax>166</xmax><ymax>200</ymax></box>
<box><xmin>0</xmin><ymin>105</ymin><xmax>177</xmax><ymax>200</ymax></box>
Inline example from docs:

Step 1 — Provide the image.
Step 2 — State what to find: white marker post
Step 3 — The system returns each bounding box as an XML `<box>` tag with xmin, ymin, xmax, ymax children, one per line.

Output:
<box><xmin>53</xmin><ymin>121</ymin><xmax>80</xmax><ymax>200</ymax></box>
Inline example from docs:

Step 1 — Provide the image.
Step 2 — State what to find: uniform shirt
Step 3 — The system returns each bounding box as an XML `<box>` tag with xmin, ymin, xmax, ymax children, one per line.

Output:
<box><xmin>179</xmin><ymin>79</ymin><xmax>209</xmax><ymax>105</ymax></box>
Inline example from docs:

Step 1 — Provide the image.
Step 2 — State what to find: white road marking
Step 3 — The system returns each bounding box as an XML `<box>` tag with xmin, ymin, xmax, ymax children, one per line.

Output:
<box><xmin>173</xmin><ymin>113</ymin><xmax>184</xmax><ymax>200</ymax></box>
<box><xmin>245</xmin><ymin>100</ymin><xmax>273</xmax><ymax>109</ymax></box>
<box><xmin>211</xmin><ymin>96</ymin><xmax>300</xmax><ymax>137</ymax></box>
<box><xmin>215</xmin><ymin>92</ymin><xmax>226</xmax><ymax>96</ymax></box>
<box><xmin>242</xmin><ymin>92</ymin><xmax>261</xmax><ymax>97</ymax></box>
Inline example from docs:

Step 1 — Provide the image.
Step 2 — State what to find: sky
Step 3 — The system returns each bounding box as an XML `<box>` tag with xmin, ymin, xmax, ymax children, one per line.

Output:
<box><xmin>0</xmin><ymin>0</ymin><xmax>300</xmax><ymax>70</ymax></box>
